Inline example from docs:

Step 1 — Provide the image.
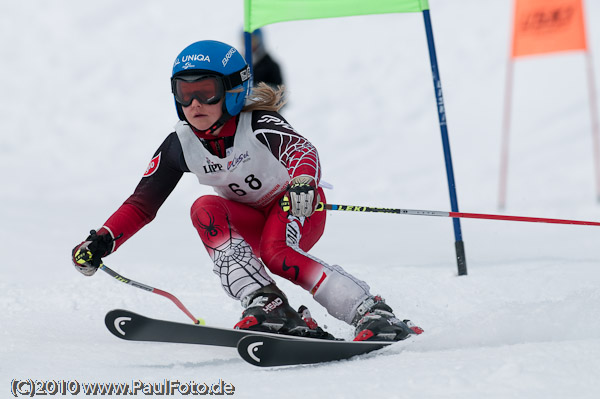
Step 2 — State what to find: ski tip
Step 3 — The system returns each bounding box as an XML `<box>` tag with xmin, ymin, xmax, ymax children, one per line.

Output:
<box><xmin>104</xmin><ymin>309</ymin><xmax>138</xmax><ymax>340</ymax></box>
<box><xmin>237</xmin><ymin>335</ymin><xmax>314</xmax><ymax>367</ymax></box>
<box><xmin>237</xmin><ymin>335</ymin><xmax>268</xmax><ymax>367</ymax></box>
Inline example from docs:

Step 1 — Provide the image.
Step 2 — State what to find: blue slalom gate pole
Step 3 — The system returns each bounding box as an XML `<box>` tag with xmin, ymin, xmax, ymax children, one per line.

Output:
<box><xmin>422</xmin><ymin>9</ymin><xmax>468</xmax><ymax>276</ymax></box>
<box><xmin>244</xmin><ymin>31</ymin><xmax>254</xmax><ymax>86</ymax></box>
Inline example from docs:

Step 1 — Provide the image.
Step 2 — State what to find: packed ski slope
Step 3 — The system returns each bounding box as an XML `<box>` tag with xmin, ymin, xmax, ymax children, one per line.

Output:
<box><xmin>2</xmin><ymin>0</ymin><xmax>600</xmax><ymax>397</ymax></box>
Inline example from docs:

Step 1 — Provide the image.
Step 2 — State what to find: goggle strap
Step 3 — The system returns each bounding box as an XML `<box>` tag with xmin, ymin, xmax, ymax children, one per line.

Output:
<box><xmin>222</xmin><ymin>65</ymin><xmax>251</xmax><ymax>90</ymax></box>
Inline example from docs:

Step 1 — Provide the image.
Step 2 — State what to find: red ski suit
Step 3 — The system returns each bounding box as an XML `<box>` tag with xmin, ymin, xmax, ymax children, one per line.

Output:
<box><xmin>100</xmin><ymin>111</ymin><xmax>329</xmax><ymax>294</ymax></box>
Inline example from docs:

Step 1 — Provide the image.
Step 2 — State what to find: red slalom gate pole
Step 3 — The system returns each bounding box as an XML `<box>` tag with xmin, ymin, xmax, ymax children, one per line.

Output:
<box><xmin>317</xmin><ymin>203</ymin><xmax>600</xmax><ymax>227</ymax></box>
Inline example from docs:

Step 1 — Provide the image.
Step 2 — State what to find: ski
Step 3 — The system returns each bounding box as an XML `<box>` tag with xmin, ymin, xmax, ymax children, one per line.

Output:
<box><xmin>105</xmin><ymin>309</ymin><xmax>301</xmax><ymax>348</ymax></box>
<box><xmin>105</xmin><ymin>309</ymin><xmax>414</xmax><ymax>367</ymax></box>
<box><xmin>237</xmin><ymin>334</ymin><xmax>394</xmax><ymax>367</ymax></box>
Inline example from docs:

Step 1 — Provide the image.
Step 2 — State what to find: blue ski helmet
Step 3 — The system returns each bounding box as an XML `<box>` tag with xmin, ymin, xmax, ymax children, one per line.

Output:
<box><xmin>171</xmin><ymin>40</ymin><xmax>251</xmax><ymax>125</ymax></box>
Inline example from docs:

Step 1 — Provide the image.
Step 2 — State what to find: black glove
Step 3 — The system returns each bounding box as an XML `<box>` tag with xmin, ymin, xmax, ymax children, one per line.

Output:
<box><xmin>72</xmin><ymin>230</ymin><xmax>116</xmax><ymax>276</ymax></box>
<box><xmin>287</xmin><ymin>175</ymin><xmax>320</xmax><ymax>218</ymax></box>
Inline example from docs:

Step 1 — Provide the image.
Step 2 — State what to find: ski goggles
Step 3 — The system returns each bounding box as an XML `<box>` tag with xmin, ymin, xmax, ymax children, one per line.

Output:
<box><xmin>171</xmin><ymin>75</ymin><xmax>225</xmax><ymax>106</ymax></box>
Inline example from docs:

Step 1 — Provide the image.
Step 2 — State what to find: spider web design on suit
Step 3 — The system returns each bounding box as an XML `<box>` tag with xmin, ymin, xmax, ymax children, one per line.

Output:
<box><xmin>203</xmin><ymin>220</ymin><xmax>273</xmax><ymax>299</ymax></box>
<box><xmin>255</xmin><ymin>130</ymin><xmax>321</xmax><ymax>181</ymax></box>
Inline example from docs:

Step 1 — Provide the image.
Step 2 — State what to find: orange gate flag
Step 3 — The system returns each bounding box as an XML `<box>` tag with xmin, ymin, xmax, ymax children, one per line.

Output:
<box><xmin>512</xmin><ymin>0</ymin><xmax>587</xmax><ymax>58</ymax></box>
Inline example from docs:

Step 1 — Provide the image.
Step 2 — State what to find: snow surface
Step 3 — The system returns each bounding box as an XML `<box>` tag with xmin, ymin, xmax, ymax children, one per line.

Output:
<box><xmin>2</xmin><ymin>0</ymin><xmax>600</xmax><ymax>397</ymax></box>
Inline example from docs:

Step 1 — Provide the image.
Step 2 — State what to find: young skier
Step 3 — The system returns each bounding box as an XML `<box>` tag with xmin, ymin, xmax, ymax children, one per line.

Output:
<box><xmin>72</xmin><ymin>40</ymin><xmax>420</xmax><ymax>341</ymax></box>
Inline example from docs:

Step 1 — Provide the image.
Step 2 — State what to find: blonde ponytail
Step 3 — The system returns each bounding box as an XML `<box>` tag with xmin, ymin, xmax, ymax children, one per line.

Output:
<box><xmin>241</xmin><ymin>82</ymin><xmax>287</xmax><ymax>112</ymax></box>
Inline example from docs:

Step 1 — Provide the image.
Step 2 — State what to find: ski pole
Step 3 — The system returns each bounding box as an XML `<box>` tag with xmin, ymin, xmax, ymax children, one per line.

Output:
<box><xmin>314</xmin><ymin>202</ymin><xmax>600</xmax><ymax>227</ymax></box>
<box><xmin>99</xmin><ymin>263</ymin><xmax>205</xmax><ymax>325</ymax></box>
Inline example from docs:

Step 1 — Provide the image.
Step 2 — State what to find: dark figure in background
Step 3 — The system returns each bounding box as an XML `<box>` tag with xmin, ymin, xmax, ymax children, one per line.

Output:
<box><xmin>250</xmin><ymin>29</ymin><xmax>283</xmax><ymax>88</ymax></box>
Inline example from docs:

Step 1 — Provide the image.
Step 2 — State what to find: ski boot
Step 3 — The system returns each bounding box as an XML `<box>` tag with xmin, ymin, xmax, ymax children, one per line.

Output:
<box><xmin>353</xmin><ymin>296</ymin><xmax>423</xmax><ymax>341</ymax></box>
<box><xmin>234</xmin><ymin>284</ymin><xmax>334</xmax><ymax>340</ymax></box>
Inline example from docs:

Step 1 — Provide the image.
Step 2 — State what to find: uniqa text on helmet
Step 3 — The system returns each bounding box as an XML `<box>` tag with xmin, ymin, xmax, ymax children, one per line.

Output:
<box><xmin>175</xmin><ymin>54</ymin><xmax>211</xmax><ymax>66</ymax></box>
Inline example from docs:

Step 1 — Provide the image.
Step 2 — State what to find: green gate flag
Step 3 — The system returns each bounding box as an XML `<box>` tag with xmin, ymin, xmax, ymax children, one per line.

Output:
<box><xmin>244</xmin><ymin>0</ymin><xmax>430</xmax><ymax>32</ymax></box>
